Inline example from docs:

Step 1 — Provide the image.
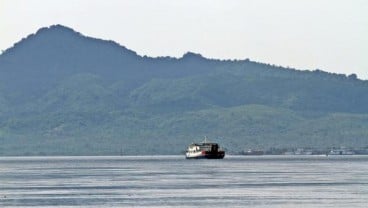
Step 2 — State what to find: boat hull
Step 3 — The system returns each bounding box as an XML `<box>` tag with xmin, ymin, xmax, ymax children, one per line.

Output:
<box><xmin>186</xmin><ymin>151</ymin><xmax>225</xmax><ymax>159</ymax></box>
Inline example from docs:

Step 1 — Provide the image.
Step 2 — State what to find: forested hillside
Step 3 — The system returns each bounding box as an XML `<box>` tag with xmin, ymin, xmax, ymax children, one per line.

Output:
<box><xmin>0</xmin><ymin>25</ymin><xmax>367</xmax><ymax>155</ymax></box>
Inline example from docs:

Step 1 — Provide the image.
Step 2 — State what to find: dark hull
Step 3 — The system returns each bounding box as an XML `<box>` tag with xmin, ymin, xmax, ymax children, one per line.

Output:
<box><xmin>186</xmin><ymin>151</ymin><xmax>225</xmax><ymax>159</ymax></box>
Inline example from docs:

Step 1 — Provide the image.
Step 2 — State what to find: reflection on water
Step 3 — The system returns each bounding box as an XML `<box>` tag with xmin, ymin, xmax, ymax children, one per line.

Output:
<box><xmin>0</xmin><ymin>155</ymin><xmax>367</xmax><ymax>207</ymax></box>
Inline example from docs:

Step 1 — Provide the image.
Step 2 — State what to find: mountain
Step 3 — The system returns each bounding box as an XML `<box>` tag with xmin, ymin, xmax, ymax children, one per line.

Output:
<box><xmin>0</xmin><ymin>24</ymin><xmax>367</xmax><ymax>155</ymax></box>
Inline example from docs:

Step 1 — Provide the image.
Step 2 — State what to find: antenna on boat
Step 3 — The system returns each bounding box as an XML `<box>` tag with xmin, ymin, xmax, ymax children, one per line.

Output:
<box><xmin>204</xmin><ymin>136</ymin><xmax>208</xmax><ymax>143</ymax></box>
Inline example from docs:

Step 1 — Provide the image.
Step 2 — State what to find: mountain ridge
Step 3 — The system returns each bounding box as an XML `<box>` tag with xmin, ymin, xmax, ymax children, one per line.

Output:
<box><xmin>1</xmin><ymin>24</ymin><xmax>139</xmax><ymax>58</ymax></box>
<box><xmin>0</xmin><ymin>24</ymin><xmax>367</xmax><ymax>156</ymax></box>
<box><xmin>1</xmin><ymin>24</ymin><xmax>363</xmax><ymax>82</ymax></box>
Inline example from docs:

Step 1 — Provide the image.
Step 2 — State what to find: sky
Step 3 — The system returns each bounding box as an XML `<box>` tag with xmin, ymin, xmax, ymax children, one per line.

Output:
<box><xmin>1</xmin><ymin>0</ymin><xmax>367</xmax><ymax>79</ymax></box>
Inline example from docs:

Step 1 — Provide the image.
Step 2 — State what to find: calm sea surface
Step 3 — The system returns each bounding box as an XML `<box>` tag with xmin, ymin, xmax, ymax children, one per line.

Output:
<box><xmin>0</xmin><ymin>155</ymin><xmax>367</xmax><ymax>207</ymax></box>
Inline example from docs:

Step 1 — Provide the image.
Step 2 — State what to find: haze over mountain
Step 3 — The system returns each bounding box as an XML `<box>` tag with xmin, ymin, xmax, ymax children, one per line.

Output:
<box><xmin>0</xmin><ymin>25</ymin><xmax>367</xmax><ymax>155</ymax></box>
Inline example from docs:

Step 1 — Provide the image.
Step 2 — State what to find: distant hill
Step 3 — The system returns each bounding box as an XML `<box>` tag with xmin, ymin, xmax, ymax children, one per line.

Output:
<box><xmin>0</xmin><ymin>25</ymin><xmax>367</xmax><ymax>155</ymax></box>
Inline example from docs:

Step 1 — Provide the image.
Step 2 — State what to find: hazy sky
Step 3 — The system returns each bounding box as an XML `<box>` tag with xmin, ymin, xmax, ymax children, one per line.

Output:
<box><xmin>1</xmin><ymin>0</ymin><xmax>367</xmax><ymax>79</ymax></box>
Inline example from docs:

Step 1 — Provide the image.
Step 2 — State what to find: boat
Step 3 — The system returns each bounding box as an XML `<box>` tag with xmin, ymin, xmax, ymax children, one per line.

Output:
<box><xmin>185</xmin><ymin>137</ymin><xmax>225</xmax><ymax>159</ymax></box>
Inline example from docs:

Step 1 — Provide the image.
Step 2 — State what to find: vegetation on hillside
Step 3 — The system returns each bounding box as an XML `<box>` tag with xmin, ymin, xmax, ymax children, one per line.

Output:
<box><xmin>0</xmin><ymin>25</ymin><xmax>367</xmax><ymax>155</ymax></box>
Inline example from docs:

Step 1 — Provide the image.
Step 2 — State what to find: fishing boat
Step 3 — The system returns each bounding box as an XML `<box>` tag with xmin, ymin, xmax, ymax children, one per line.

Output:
<box><xmin>185</xmin><ymin>137</ymin><xmax>225</xmax><ymax>159</ymax></box>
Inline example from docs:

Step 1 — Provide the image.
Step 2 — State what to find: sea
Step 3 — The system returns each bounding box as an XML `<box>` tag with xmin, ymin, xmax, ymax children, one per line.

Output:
<box><xmin>0</xmin><ymin>155</ymin><xmax>367</xmax><ymax>207</ymax></box>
